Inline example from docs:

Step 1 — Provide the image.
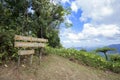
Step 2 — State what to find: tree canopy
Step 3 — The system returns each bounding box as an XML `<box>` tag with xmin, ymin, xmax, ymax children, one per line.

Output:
<box><xmin>0</xmin><ymin>0</ymin><xmax>70</xmax><ymax>47</ymax></box>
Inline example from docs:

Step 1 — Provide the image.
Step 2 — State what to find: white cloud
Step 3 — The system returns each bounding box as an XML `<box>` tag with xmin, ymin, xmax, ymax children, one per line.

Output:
<box><xmin>70</xmin><ymin>0</ymin><xmax>118</xmax><ymax>23</ymax></box>
<box><xmin>60</xmin><ymin>24</ymin><xmax>120</xmax><ymax>47</ymax></box>
<box><xmin>82</xmin><ymin>24</ymin><xmax>120</xmax><ymax>38</ymax></box>
<box><xmin>61</xmin><ymin>0</ymin><xmax>70</xmax><ymax>3</ymax></box>
<box><xmin>60</xmin><ymin>0</ymin><xmax>120</xmax><ymax>47</ymax></box>
<box><xmin>50</xmin><ymin>0</ymin><xmax>70</xmax><ymax>4</ymax></box>
<box><xmin>71</xmin><ymin>2</ymin><xmax>78</xmax><ymax>12</ymax></box>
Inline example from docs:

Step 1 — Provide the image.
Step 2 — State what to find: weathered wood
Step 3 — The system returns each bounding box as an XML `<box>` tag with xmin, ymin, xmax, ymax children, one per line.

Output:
<box><xmin>18</xmin><ymin>56</ymin><xmax>20</xmax><ymax>66</ymax></box>
<box><xmin>30</xmin><ymin>54</ymin><xmax>33</xmax><ymax>65</ymax></box>
<box><xmin>14</xmin><ymin>35</ymin><xmax>48</xmax><ymax>66</ymax></box>
<box><xmin>15</xmin><ymin>35</ymin><xmax>48</xmax><ymax>42</ymax></box>
<box><xmin>18</xmin><ymin>50</ymin><xmax>35</xmax><ymax>55</ymax></box>
<box><xmin>15</xmin><ymin>42</ymin><xmax>45</xmax><ymax>48</ymax></box>
<box><xmin>39</xmin><ymin>48</ymin><xmax>43</xmax><ymax>65</ymax></box>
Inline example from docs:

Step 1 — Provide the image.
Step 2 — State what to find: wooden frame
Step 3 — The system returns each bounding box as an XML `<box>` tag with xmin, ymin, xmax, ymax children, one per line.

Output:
<box><xmin>14</xmin><ymin>35</ymin><xmax>48</xmax><ymax>66</ymax></box>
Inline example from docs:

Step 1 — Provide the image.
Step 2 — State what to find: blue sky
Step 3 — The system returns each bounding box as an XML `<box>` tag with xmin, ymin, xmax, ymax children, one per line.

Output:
<box><xmin>55</xmin><ymin>0</ymin><xmax>120</xmax><ymax>48</ymax></box>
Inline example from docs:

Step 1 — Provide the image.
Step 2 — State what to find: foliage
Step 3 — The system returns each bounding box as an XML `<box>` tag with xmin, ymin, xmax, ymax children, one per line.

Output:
<box><xmin>0</xmin><ymin>0</ymin><xmax>70</xmax><ymax>63</ymax></box>
<box><xmin>31</xmin><ymin>0</ymin><xmax>71</xmax><ymax>47</ymax></box>
<box><xmin>0</xmin><ymin>0</ymin><xmax>69</xmax><ymax>47</ymax></box>
<box><xmin>109</xmin><ymin>54</ymin><xmax>120</xmax><ymax>62</ymax></box>
<box><xmin>80</xmin><ymin>49</ymin><xmax>87</xmax><ymax>52</ymax></box>
<box><xmin>0</xmin><ymin>31</ymin><xmax>18</xmax><ymax>63</ymax></box>
<box><xmin>45</xmin><ymin>47</ymin><xmax>120</xmax><ymax>73</ymax></box>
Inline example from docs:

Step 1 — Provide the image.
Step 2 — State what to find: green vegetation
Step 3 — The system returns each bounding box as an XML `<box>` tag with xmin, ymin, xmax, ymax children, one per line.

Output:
<box><xmin>0</xmin><ymin>0</ymin><xmax>69</xmax><ymax>47</ymax></box>
<box><xmin>109</xmin><ymin>54</ymin><xmax>120</xmax><ymax>62</ymax></box>
<box><xmin>45</xmin><ymin>47</ymin><xmax>120</xmax><ymax>73</ymax></box>
<box><xmin>0</xmin><ymin>0</ymin><xmax>70</xmax><ymax>63</ymax></box>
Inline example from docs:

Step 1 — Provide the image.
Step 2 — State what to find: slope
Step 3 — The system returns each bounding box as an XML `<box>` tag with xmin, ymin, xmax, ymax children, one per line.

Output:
<box><xmin>0</xmin><ymin>55</ymin><xmax>120</xmax><ymax>80</ymax></box>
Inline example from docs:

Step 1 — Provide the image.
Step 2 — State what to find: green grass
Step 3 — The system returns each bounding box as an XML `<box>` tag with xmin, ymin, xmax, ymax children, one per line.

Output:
<box><xmin>44</xmin><ymin>47</ymin><xmax>120</xmax><ymax>73</ymax></box>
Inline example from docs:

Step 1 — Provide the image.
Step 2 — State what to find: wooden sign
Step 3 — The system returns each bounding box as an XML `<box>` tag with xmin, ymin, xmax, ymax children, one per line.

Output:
<box><xmin>14</xmin><ymin>35</ymin><xmax>48</xmax><ymax>66</ymax></box>
<box><xmin>18</xmin><ymin>50</ymin><xmax>35</xmax><ymax>55</ymax></box>
<box><xmin>15</xmin><ymin>35</ymin><xmax>48</xmax><ymax>42</ymax></box>
<box><xmin>15</xmin><ymin>42</ymin><xmax>45</xmax><ymax>48</ymax></box>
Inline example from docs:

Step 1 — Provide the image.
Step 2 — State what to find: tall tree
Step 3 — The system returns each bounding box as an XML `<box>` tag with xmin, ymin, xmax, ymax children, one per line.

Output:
<box><xmin>32</xmin><ymin>0</ymin><xmax>69</xmax><ymax>47</ymax></box>
<box><xmin>96</xmin><ymin>47</ymin><xmax>116</xmax><ymax>60</ymax></box>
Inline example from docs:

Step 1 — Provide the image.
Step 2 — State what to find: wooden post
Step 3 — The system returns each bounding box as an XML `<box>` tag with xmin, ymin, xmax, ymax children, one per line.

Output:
<box><xmin>30</xmin><ymin>54</ymin><xmax>33</xmax><ymax>65</ymax></box>
<box><xmin>39</xmin><ymin>48</ymin><xmax>43</xmax><ymax>65</ymax></box>
<box><xmin>18</xmin><ymin>56</ymin><xmax>21</xmax><ymax>67</ymax></box>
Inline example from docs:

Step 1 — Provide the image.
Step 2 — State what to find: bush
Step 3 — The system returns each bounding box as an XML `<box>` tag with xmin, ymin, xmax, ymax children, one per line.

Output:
<box><xmin>109</xmin><ymin>54</ymin><xmax>120</xmax><ymax>62</ymax></box>
<box><xmin>0</xmin><ymin>31</ymin><xmax>18</xmax><ymax>64</ymax></box>
<box><xmin>106</xmin><ymin>62</ymin><xmax>120</xmax><ymax>73</ymax></box>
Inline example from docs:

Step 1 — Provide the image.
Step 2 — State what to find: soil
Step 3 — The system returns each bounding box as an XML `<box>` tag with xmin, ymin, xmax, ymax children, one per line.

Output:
<box><xmin>0</xmin><ymin>55</ymin><xmax>120</xmax><ymax>80</ymax></box>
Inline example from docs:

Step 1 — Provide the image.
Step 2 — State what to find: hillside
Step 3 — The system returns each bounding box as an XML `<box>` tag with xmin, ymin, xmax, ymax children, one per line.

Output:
<box><xmin>0</xmin><ymin>55</ymin><xmax>120</xmax><ymax>80</ymax></box>
<box><xmin>108</xmin><ymin>44</ymin><xmax>120</xmax><ymax>53</ymax></box>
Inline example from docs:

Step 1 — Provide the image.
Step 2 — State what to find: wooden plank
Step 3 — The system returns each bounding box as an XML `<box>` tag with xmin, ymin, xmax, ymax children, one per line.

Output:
<box><xmin>15</xmin><ymin>35</ymin><xmax>48</xmax><ymax>42</ymax></box>
<box><xmin>18</xmin><ymin>50</ymin><xmax>35</xmax><ymax>55</ymax></box>
<box><xmin>15</xmin><ymin>42</ymin><xmax>45</xmax><ymax>48</ymax></box>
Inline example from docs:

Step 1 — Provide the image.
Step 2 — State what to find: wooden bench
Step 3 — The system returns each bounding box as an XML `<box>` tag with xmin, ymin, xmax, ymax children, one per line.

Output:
<box><xmin>14</xmin><ymin>35</ymin><xmax>48</xmax><ymax>66</ymax></box>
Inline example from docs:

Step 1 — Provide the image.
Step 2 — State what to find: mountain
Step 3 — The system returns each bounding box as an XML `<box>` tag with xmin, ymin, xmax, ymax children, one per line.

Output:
<box><xmin>74</xmin><ymin>46</ymin><xmax>101</xmax><ymax>51</ymax></box>
<box><xmin>74</xmin><ymin>44</ymin><xmax>120</xmax><ymax>54</ymax></box>
<box><xmin>108</xmin><ymin>44</ymin><xmax>120</xmax><ymax>53</ymax></box>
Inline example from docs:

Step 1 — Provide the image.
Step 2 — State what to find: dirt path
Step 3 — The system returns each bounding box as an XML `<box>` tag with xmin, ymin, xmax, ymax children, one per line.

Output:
<box><xmin>0</xmin><ymin>55</ymin><xmax>120</xmax><ymax>80</ymax></box>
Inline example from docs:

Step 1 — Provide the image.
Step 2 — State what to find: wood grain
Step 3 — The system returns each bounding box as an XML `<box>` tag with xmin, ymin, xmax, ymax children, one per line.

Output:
<box><xmin>18</xmin><ymin>50</ymin><xmax>35</xmax><ymax>55</ymax></box>
<box><xmin>15</xmin><ymin>42</ymin><xmax>45</xmax><ymax>48</ymax></box>
<box><xmin>15</xmin><ymin>35</ymin><xmax>48</xmax><ymax>42</ymax></box>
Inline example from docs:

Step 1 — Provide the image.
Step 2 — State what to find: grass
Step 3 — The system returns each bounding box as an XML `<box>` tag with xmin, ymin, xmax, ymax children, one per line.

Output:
<box><xmin>45</xmin><ymin>47</ymin><xmax>120</xmax><ymax>73</ymax></box>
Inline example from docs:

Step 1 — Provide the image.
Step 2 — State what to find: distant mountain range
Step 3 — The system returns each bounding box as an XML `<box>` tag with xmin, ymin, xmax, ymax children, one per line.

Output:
<box><xmin>108</xmin><ymin>44</ymin><xmax>120</xmax><ymax>53</ymax></box>
<box><xmin>74</xmin><ymin>44</ymin><xmax>120</xmax><ymax>53</ymax></box>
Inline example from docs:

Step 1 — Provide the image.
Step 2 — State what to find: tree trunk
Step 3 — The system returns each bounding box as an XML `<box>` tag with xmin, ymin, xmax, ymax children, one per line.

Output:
<box><xmin>104</xmin><ymin>52</ymin><xmax>108</xmax><ymax>60</ymax></box>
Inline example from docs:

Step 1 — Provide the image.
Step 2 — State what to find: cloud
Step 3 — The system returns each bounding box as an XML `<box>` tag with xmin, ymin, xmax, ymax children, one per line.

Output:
<box><xmin>60</xmin><ymin>24</ymin><xmax>120</xmax><ymax>47</ymax></box>
<box><xmin>50</xmin><ymin>0</ymin><xmax>70</xmax><ymax>4</ymax></box>
<box><xmin>71</xmin><ymin>0</ymin><xmax>120</xmax><ymax>24</ymax></box>
<box><xmin>82</xmin><ymin>24</ymin><xmax>120</xmax><ymax>38</ymax></box>
<box><xmin>61</xmin><ymin>0</ymin><xmax>70</xmax><ymax>3</ymax></box>
<box><xmin>71</xmin><ymin>2</ymin><xmax>78</xmax><ymax>12</ymax></box>
<box><xmin>60</xmin><ymin>0</ymin><xmax>120</xmax><ymax>47</ymax></box>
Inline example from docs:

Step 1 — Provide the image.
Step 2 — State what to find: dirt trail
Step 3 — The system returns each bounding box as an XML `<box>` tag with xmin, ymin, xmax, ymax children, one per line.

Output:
<box><xmin>0</xmin><ymin>55</ymin><xmax>120</xmax><ymax>80</ymax></box>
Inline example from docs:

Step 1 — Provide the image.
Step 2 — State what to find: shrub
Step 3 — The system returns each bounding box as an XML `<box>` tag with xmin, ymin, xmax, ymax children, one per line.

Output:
<box><xmin>109</xmin><ymin>54</ymin><xmax>120</xmax><ymax>62</ymax></box>
<box><xmin>0</xmin><ymin>31</ymin><xmax>18</xmax><ymax>63</ymax></box>
<box><xmin>106</xmin><ymin>62</ymin><xmax>120</xmax><ymax>73</ymax></box>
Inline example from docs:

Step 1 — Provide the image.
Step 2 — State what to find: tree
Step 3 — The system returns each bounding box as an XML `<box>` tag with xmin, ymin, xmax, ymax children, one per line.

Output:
<box><xmin>0</xmin><ymin>0</ymin><xmax>30</xmax><ymax>61</ymax></box>
<box><xmin>32</xmin><ymin>0</ymin><xmax>70</xmax><ymax>47</ymax></box>
<box><xmin>80</xmin><ymin>49</ymin><xmax>87</xmax><ymax>52</ymax></box>
<box><xmin>96</xmin><ymin>47</ymin><xmax>116</xmax><ymax>60</ymax></box>
<box><xmin>0</xmin><ymin>0</ymin><xmax>70</xmax><ymax>48</ymax></box>
<box><xmin>0</xmin><ymin>0</ymin><xmax>70</xmax><ymax>54</ymax></box>
<box><xmin>0</xmin><ymin>0</ymin><xmax>71</xmax><ymax>63</ymax></box>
